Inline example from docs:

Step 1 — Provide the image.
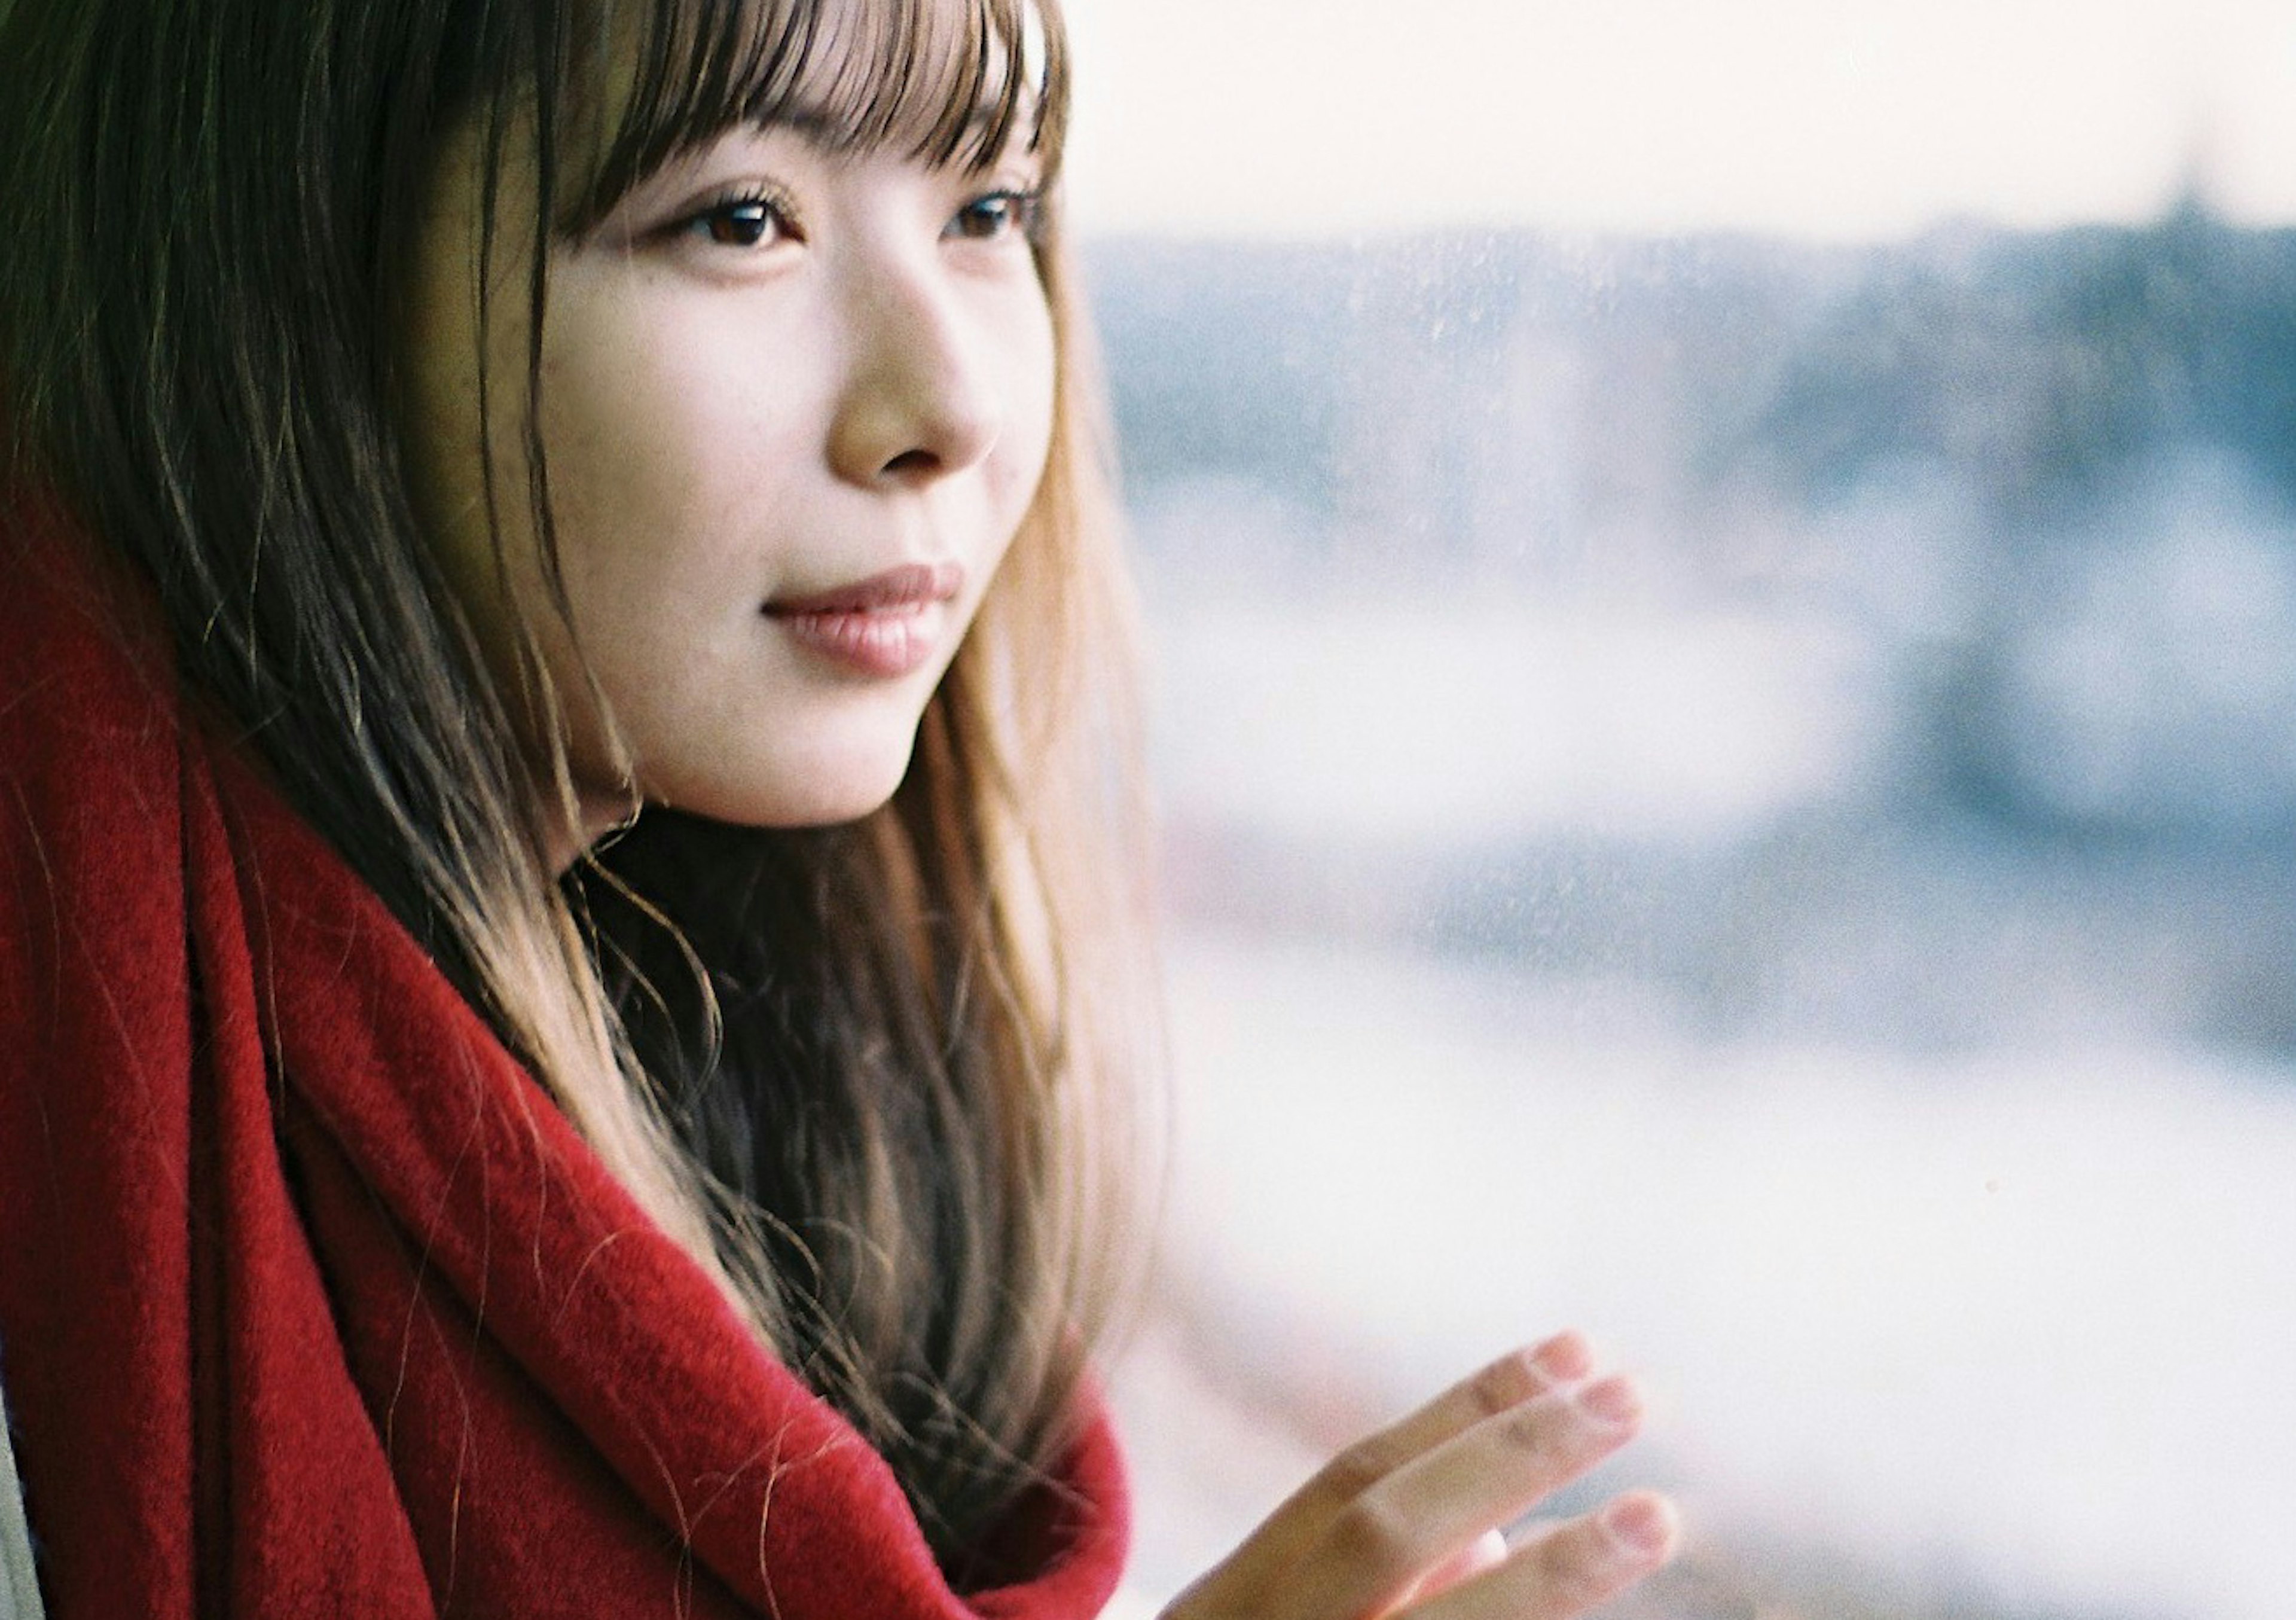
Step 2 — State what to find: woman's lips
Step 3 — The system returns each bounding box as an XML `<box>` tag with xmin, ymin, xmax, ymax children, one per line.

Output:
<box><xmin>764</xmin><ymin>562</ymin><xmax>964</xmax><ymax>679</ymax></box>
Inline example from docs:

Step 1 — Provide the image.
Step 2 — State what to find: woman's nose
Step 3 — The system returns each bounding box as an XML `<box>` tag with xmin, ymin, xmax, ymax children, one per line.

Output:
<box><xmin>825</xmin><ymin>258</ymin><xmax>1001</xmax><ymax>490</ymax></box>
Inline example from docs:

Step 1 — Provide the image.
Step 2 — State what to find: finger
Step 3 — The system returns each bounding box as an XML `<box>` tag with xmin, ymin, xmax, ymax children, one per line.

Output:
<box><xmin>1169</xmin><ymin>1335</ymin><xmax>1593</xmax><ymax>1615</ymax></box>
<box><xmin>1409</xmin><ymin>1491</ymin><xmax>1679</xmax><ymax>1620</ymax></box>
<box><xmin>1400</xmin><ymin>1527</ymin><xmax>1508</xmax><ymax>1606</ymax></box>
<box><xmin>1286</xmin><ymin>1372</ymin><xmax>1646</xmax><ymax>1618</ymax></box>
<box><xmin>1284</xmin><ymin>1333</ymin><xmax>1592</xmax><ymax>1533</ymax></box>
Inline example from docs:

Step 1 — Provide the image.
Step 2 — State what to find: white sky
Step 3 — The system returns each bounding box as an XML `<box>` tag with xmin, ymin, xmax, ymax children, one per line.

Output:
<box><xmin>1061</xmin><ymin>0</ymin><xmax>2296</xmax><ymax>239</ymax></box>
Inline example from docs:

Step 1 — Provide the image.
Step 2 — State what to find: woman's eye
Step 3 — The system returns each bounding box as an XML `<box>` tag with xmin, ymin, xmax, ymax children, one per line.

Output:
<box><xmin>947</xmin><ymin>190</ymin><xmax>1040</xmax><ymax>243</ymax></box>
<box><xmin>684</xmin><ymin>197</ymin><xmax>791</xmax><ymax>249</ymax></box>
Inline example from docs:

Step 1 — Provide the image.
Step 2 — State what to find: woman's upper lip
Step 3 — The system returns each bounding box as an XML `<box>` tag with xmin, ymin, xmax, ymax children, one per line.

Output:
<box><xmin>764</xmin><ymin>561</ymin><xmax>964</xmax><ymax>616</ymax></box>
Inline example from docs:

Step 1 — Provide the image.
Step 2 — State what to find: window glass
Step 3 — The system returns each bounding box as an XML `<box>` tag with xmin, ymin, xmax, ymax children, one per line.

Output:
<box><xmin>1073</xmin><ymin>4</ymin><xmax>2296</xmax><ymax>1616</ymax></box>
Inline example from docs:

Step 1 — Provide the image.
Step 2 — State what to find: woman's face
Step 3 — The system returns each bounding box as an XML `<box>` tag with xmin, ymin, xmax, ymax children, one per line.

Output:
<box><xmin>402</xmin><ymin>115</ymin><xmax>1057</xmax><ymax>863</ymax></box>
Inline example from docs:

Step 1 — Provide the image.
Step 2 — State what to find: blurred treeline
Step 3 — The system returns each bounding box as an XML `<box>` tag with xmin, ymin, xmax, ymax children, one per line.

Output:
<box><xmin>1086</xmin><ymin>204</ymin><xmax>2296</xmax><ymax>1052</ymax></box>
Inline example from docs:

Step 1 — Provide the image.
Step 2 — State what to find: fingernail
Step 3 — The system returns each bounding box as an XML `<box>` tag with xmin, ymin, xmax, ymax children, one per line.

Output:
<box><xmin>1574</xmin><ymin>1374</ymin><xmax>1642</xmax><ymax>1426</ymax></box>
<box><xmin>1530</xmin><ymin>1331</ymin><xmax>1591</xmax><ymax>1380</ymax></box>
<box><xmin>1598</xmin><ymin>1493</ymin><xmax>1675</xmax><ymax>1559</ymax></box>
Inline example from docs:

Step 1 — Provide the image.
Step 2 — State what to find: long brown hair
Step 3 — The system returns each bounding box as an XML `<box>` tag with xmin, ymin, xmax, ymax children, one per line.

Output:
<box><xmin>0</xmin><ymin>0</ymin><xmax>1152</xmax><ymax>1572</ymax></box>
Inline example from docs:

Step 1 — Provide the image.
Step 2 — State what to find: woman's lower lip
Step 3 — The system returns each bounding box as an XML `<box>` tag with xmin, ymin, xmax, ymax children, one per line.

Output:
<box><xmin>771</xmin><ymin>602</ymin><xmax>942</xmax><ymax>678</ymax></box>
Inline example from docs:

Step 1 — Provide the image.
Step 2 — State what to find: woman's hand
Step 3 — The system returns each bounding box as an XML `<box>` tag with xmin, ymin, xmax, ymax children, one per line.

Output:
<box><xmin>1162</xmin><ymin>1332</ymin><xmax>1676</xmax><ymax>1619</ymax></box>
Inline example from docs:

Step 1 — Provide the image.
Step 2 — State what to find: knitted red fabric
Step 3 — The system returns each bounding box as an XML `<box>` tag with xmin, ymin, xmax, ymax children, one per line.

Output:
<box><xmin>0</xmin><ymin>492</ymin><xmax>1129</xmax><ymax>1618</ymax></box>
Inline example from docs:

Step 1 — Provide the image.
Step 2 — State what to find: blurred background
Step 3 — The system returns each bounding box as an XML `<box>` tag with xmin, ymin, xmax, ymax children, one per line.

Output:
<box><xmin>1060</xmin><ymin>2</ymin><xmax>2296</xmax><ymax>1617</ymax></box>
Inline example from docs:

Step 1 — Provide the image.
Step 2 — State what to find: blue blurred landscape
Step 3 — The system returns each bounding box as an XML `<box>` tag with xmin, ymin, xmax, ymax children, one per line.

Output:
<box><xmin>1093</xmin><ymin>202</ymin><xmax>2296</xmax><ymax>1048</ymax></box>
<box><xmin>1086</xmin><ymin>208</ymin><xmax>2296</xmax><ymax>1620</ymax></box>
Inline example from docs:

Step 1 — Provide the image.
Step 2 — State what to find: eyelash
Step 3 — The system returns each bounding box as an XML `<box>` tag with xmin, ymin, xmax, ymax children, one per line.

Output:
<box><xmin>671</xmin><ymin>185</ymin><xmax>1044</xmax><ymax>251</ymax></box>
<box><xmin>947</xmin><ymin>188</ymin><xmax>1044</xmax><ymax>243</ymax></box>
<box><xmin>679</xmin><ymin>188</ymin><xmax>796</xmax><ymax>249</ymax></box>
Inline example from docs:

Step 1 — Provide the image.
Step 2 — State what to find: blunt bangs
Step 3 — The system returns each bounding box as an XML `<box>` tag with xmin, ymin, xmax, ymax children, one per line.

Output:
<box><xmin>557</xmin><ymin>0</ymin><xmax>1067</xmax><ymax>233</ymax></box>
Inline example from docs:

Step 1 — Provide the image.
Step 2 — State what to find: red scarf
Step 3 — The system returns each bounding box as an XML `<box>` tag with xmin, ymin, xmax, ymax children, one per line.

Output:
<box><xmin>0</xmin><ymin>491</ymin><xmax>1129</xmax><ymax>1618</ymax></box>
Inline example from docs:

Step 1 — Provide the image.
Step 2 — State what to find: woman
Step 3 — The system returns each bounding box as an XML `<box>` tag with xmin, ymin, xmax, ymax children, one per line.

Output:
<box><xmin>0</xmin><ymin>0</ymin><xmax>1677</xmax><ymax>1613</ymax></box>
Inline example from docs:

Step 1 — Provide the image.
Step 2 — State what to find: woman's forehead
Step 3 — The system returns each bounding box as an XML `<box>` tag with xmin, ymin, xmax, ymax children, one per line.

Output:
<box><xmin>570</xmin><ymin>0</ymin><xmax>1062</xmax><ymax>193</ymax></box>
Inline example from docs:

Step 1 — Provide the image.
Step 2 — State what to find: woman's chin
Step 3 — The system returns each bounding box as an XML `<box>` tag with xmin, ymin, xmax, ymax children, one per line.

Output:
<box><xmin>640</xmin><ymin>740</ymin><xmax>921</xmax><ymax>832</ymax></box>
